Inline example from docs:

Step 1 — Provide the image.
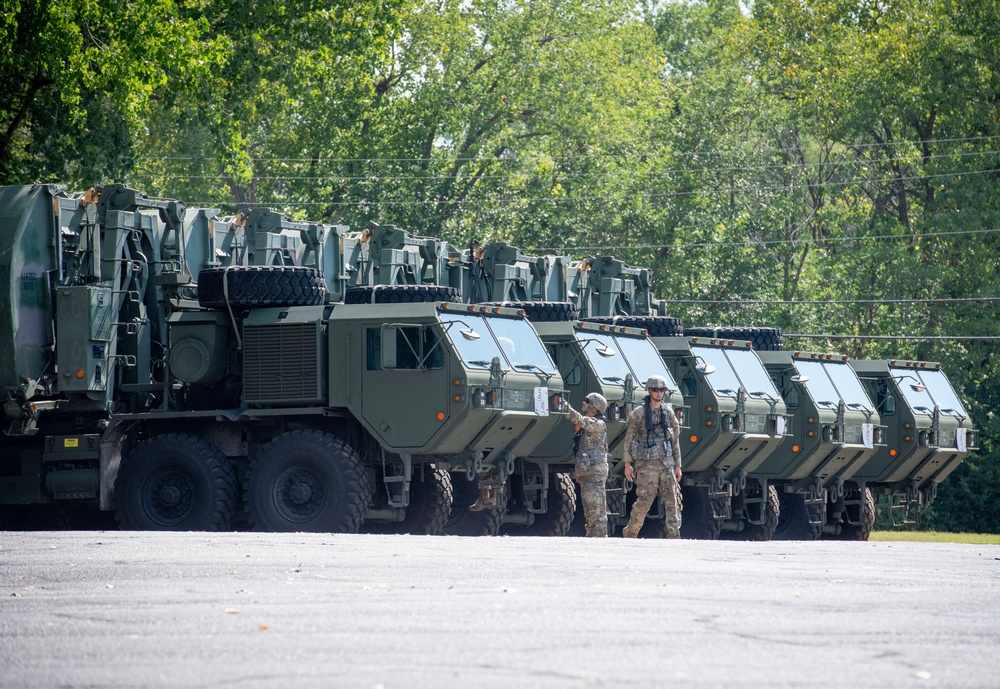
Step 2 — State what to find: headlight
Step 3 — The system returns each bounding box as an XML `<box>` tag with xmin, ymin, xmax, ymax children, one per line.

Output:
<box><xmin>822</xmin><ymin>426</ymin><xmax>834</xmax><ymax>443</ymax></box>
<box><xmin>473</xmin><ymin>388</ymin><xmax>488</xmax><ymax>408</ymax></box>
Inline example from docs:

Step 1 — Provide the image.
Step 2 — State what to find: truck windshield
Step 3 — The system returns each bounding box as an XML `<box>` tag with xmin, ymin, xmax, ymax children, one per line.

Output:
<box><xmin>726</xmin><ymin>348</ymin><xmax>781</xmax><ymax>399</ymax></box>
<box><xmin>691</xmin><ymin>345</ymin><xmax>741</xmax><ymax>398</ymax></box>
<box><xmin>889</xmin><ymin>367</ymin><xmax>938</xmax><ymax>415</ymax></box>
<box><xmin>439</xmin><ymin>313</ymin><xmax>509</xmax><ymax>369</ymax></box>
<box><xmin>795</xmin><ymin>360</ymin><xmax>842</xmax><ymax>409</ymax></box>
<box><xmin>576</xmin><ymin>330</ymin><xmax>633</xmax><ymax>384</ymax></box>
<box><xmin>613</xmin><ymin>334</ymin><xmax>677</xmax><ymax>391</ymax></box>
<box><xmin>483</xmin><ymin>316</ymin><xmax>557</xmax><ymax>373</ymax></box>
<box><xmin>915</xmin><ymin>368</ymin><xmax>968</xmax><ymax>418</ymax></box>
<box><xmin>823</xmin><ymin>361</ymin><xmax>875</xmax><ymax>410</ymax></box>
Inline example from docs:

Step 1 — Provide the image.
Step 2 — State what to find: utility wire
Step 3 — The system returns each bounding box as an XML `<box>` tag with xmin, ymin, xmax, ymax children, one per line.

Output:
<box><xmin>137</xmin><ymin>134</ymin><xmax>1000</xmax><ymax>164</ymax></box>
<box><xmin>132</xmin><ymin>148</ymin><xmax>1000</xmax><ymax>183</ymax></box>
<box><xmin>661</xmin><ymin>297</ymin><xmax>1000</xmax><ymax>305</ymax></box>
<box><xmin>173</xmin><ymin>166</ymin><xmax>999</xmax><ymax>209</ymax></box>
<box><xmin>785</xmin><ymin>333</ymin><xmax>1000</xmax><ymax>341</ymax></box>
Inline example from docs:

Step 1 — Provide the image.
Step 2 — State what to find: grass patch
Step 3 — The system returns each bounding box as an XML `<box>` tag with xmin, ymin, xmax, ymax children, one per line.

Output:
<box><xmin>870</xmin><ymin>531</ymin><xmax>1000</xmax><ymax>544</ymax></box>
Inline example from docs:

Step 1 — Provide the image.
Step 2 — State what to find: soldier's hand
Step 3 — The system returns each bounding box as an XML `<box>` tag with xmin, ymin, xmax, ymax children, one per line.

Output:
<box><xmin>674</xmin><ymin>466</ymin><xmax>682</xmax><ymax>483</ymax></box>
<box><xmin>624</xmin><ymin>463</ymin><xmax>635</xmax><ymax>482</ymax></box>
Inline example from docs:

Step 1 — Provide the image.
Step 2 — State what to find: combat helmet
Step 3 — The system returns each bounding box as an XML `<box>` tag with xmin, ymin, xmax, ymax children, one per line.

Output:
<box><xmin>645</xmin><ymin>375</ymin><xmax>669</xmax><ymax>391</ymax></box>
<box><xmin>584</xmin><ymin>392</ymin><xmax>608</xmax><ymax>414</ymax></box>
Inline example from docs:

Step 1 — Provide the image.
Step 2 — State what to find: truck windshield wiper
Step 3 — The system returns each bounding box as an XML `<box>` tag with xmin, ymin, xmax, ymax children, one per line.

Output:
<box><xmin>715</xmin><ymin>388</ymin><xmax>737</xmax><ymax>396</ymax></box>
<box><xmin>515</xmin><ymin>363</ymin><xmax>554</xmax><ymax>379</ymax></box>
<box><xmin>602</xmin><ymin>376</ymin><xmax>624</xmax><ymax>383</ymax></box>
<box><xmin>847</xmin><ymin>402</ymin><xmax>873</xmax><ymax>413</ymax></box>
<box><xmin>467</xmin><ymin>360</ymin><xmax>493</xmax><ymax>368</ymax></box>
<box><xmin>815</xmin><ymin>400</ymin><xmax>838</xmax><ymax>408</ymax></box>
<box><xmin>913</xmin><ymin>405</ymin><xmax>933</xmax><ymax>413</ymax></box>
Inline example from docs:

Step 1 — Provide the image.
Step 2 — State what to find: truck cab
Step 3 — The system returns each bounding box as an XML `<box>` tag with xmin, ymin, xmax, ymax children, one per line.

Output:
<box><xmin>757</xmin><ymin>350</ymin><xmax>885</xmax><ymax>539</ymax></box>
<box><xmin>848</xmin><ymin>359</ymin><xmax>977</xmax><ymax>523</ymax></box>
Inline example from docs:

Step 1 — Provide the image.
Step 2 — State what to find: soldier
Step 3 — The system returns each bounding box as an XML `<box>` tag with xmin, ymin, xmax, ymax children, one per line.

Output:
<box><xmin>622</xmin><ymin>375</ymin><xmax>683</xmax><ymax>538</ymax></box>
<box><xmin>566</xmin><ymin>392</ymin><xmax>609</xmax><ymax>538</ymax></box>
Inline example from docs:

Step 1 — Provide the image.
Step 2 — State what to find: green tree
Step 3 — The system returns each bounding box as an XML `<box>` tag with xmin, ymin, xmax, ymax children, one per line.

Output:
<box><xmin>0</xmin><ymin>0</ymin><xmax>211</xmax><ymax>186</ymax></box>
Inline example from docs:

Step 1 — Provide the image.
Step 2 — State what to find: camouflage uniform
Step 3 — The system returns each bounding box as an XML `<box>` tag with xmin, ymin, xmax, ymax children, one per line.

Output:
<box><xmin>622</xmin><ymin>398</ymin><xmax>682</xmax><ymax>538</ymax></box>
<box><xmin>567</xmin><ymin>404</ymin><xmax>608</xmax><ymax>538</ymax></box>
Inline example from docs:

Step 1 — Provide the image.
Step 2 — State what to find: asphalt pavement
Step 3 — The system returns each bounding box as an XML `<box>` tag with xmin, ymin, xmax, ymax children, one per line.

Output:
<box><xmin>1</xmin><ymin>531</ymin><xmax>998</xmax><ymax>689</ymax></box>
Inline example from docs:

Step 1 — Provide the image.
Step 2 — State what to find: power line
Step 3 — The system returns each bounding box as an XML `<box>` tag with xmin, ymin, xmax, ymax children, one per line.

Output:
<box><xmin>662</xmin><ymin>297</ymin><xmax>1000</xmax><ymax>306</ymax></box>
<box><xmin>785</xmin><ymin>333</ymin><xmax>1000</xmax><ymax>341</ymax></box>
<box><xmin>171</xmin><ymin>165</ymin><xmax>999</xmax><ymax>210</ymax></box>
<box><xmin>534</xmin><ymin>226</ymin><xmax>1000</xmax><ymax>253</ymax></box>
<box><xmin>132</xmin><ymin>148</ymin><xmax>1000</xmax><ymax>183</ymax></box>
<box><xmin>137</xmin><ymin>134</ymin><xmax>1000</xmax><ymax>165</ymax></box>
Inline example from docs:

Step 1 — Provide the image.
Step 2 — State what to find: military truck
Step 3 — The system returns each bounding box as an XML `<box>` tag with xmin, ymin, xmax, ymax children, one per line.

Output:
<box><xmin>642</xmin><ymin>335</ymin><xmax>789</xmax><ymax>539</ymax></box>
<box><xmin>0</xmin><ymin>184</ymin><xmax>569</xmax><ymax>532</ymax></box>
<box><xmin>755</xmin><ymin>350</ymin><xmax>885</xmax><ymax>540</ymax></box>
<box><xmin>848</xmin><ymin>358</ymin><xmax>977</xmax><ymax>525</ymax></box>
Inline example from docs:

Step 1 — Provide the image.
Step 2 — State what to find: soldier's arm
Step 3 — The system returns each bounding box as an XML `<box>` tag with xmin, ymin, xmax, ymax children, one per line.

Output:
<box><xmin>622</xmin><ymin>411</ymin><xmax>639</xmax><ymax>468</ymax></box>
<box><xmin>669</xmin><ymin>409</ymin><xmax>683</xmax><ymax>473</ymax></box>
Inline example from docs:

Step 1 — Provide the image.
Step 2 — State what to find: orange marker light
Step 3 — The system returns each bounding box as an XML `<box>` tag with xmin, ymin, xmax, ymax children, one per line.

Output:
<box><xmin>792</xmin><ymin>445</ymin><xmax>800</xmax><ymax>452</ymax></box>
<box><xmin>890</xmin><ymin>449</ymin><xmax>897</xmax><ymax>456</ymax></box>
<box><xmin>76</xmin><ymin>370</ymin><xmax>84</xmax><ymax>379</ymax></box>
<box><xmin>689</xmin><ymin>435</ymin><xmax>698</xmax><ymax>443</ymax></box>
<box><xmin>437</xmin><ymin>412</ymin><xmax>445</xmax><ymax>421</ymax></box>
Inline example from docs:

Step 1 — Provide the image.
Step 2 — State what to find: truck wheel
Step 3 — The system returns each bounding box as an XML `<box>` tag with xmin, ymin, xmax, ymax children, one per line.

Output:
<box><xmin>344</xmin><ymin>285</ymin><xmax>460</xmax><ymax>304</ymax></box>
<box><xmin>442</xmin><ymin>472</ymin><xmax>508</xmax><ymax>536</ymax></box>
<box><xmin>683</xmin><ymin>327</ymin><xmax>784</xmax><ymax>351</ymax></box>
<box><xmin>726</xmin><ymin>483</ymin><xmax>780</xmax><ymax>541</ymax></box>
<box><xmin>365</xmin><ymin>466</ymin><xmax>454</xmax><ymax>535</ymax></box>
<box><xmin>481</xmin><ymin>301</ymin><xmax>578</xmax><ymax>322</ymax></box>
<box><xmin>116</xmin><ymin>434</ymin><xmax>238</xmax><ymax>531</ymax></box>
<box><xmin>584</xmin><ymin>316</ymin><xmax>684</xmax><ymax>337</ymax></box>
<box><xmin>502</xmin><ymin>472</ymin><xmax>577</xmax><ymax>537</ymax></box>
<box><xmin>679</xmin><ymin>485</ymin><xmax>722</xmax><ymax>539</ymax></box>
<box><xmin>245</xmin><ymin>430</ymin><xmax>369</xmax><ymax>533</ymax></box>
<box><xmin>772</xmin><ymin>492</ymin><xmax>823</xmax><ymax>540</ymax></box>
<box><xmin>832</xmin><ymin>487</ymin><xmax>875</xmax><ymax>541</ymax></box>
<box><xmin>198</xmin><ymin>266</ymin><xmax>326</xmax><ymax>309</ymax></box>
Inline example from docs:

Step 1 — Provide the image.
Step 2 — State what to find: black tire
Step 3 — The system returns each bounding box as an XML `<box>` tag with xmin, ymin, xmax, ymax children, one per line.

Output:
<box><xmin>344</xmin><ymin>285</ymin><xmax>461</xmax><ymax>304</ymax></box>
<box><xmin>832</xmin><ymin>487</ymin><xmax>875</xmax><ymax>541</ymax></box>
<box><xmin>678</xmin><ymin>485</ymin><xmax>722</xmax><ymax>539</ymax></box>
<box><xmin>116</xmin><ymin>433</ymin><xmax>239</xmax><ymax>531</ymax></box>
<box><xmin>584</xmin><ymin>316</ymin><xmax>684</xmax><ymax>337</ymax></box>
<box><xmin>684</xmin><ymin>327</ymin><xmax>784</xmax><ymax>352</ymax></box>
<box><xmin>198</xmin><ymin>266</ymin><xmax>326</xmax><ymax>309</ymax></box>
<box><xmin>481</xmin><ymin>301</ymin><xmax>579</xmax><ymax>322</ymax></box>
<box><xmin>443</xmin><ymin>472</ymin><xmax>509</xmax><ymax>536</ymax></box>
<box><xmin>245</xmin><ymin>430</ymin><xmax>369</xmax><ymax>533</ymax></box>
<box><xmin>502</xmin><ymin>472</ymin><xmax>577</xmax><ymax>537</ymax></box>
<box><xmin>773</xmin><ymin>491</ymin><xmax>823</xmax><ymax>540</ymax></box>
<box><xmin>724</xmin><ymin>483</ymin><xmax>780</xmax><ymax>541</ymax></box>
<box><xmin>364</xmin><ymin>466</ymin><xmax>453</xmax><ymax>535</ymax></box>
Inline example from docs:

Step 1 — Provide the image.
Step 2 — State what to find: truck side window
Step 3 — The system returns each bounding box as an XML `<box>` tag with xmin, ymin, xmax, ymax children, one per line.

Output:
<box><xmin>366</xmin><ymin>327</ymin><xmax>443</xmax><ymax>370</ymax></box>
<box><xmin>876</xmin><ymin>382</ymin><xmax>896</xmax><ymax>415</ymax></box>
<box><xmin>681</xmin><ymin>371</ymin><xmax>697</xmax><ymax>398</ymax></box>
<box><xmin>366</xmin><ymin>329</ymin><xmax>383</xmax><ymax>370</ymax></box>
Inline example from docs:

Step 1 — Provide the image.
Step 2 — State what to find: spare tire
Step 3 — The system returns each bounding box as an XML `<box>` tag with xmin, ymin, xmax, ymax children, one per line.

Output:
<box><xmin>481</xmin><ymin>301</ymin><xmax>578</xmax><ymax>322</ymax></box>
<box><xmin>198</xmin><ymin>266</ymin><xmax>326</xmax><ymax>309</ymax></box>
<box><xmin>584</xmin><ymin>316</ymin><xmax>684</xmax><ymax>337</ymax></box>
<box><xmin>344</xmin><ymin>285</ymin><xmax>461</xmax><ymax>304</ymax></box>
<box><xmin>684</xmin><ymin>326</ymin><xmax>784</xmax><ymax>351</ymax></box>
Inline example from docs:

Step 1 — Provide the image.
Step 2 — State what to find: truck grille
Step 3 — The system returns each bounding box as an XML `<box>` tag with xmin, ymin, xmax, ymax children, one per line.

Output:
<box><xmin>743</xmin><ymin>413</ymin><xmax>767</xmax><ymax>434</ymax></box>
<box><xmin>501</xmin><ymin>388</ymin><xmax>535</xmax><ymax>412</ymax></box>
<box><xmin>243</xmin><ymin>322</ymin><xmax>323</xmax><ymax>404</ymax></box>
